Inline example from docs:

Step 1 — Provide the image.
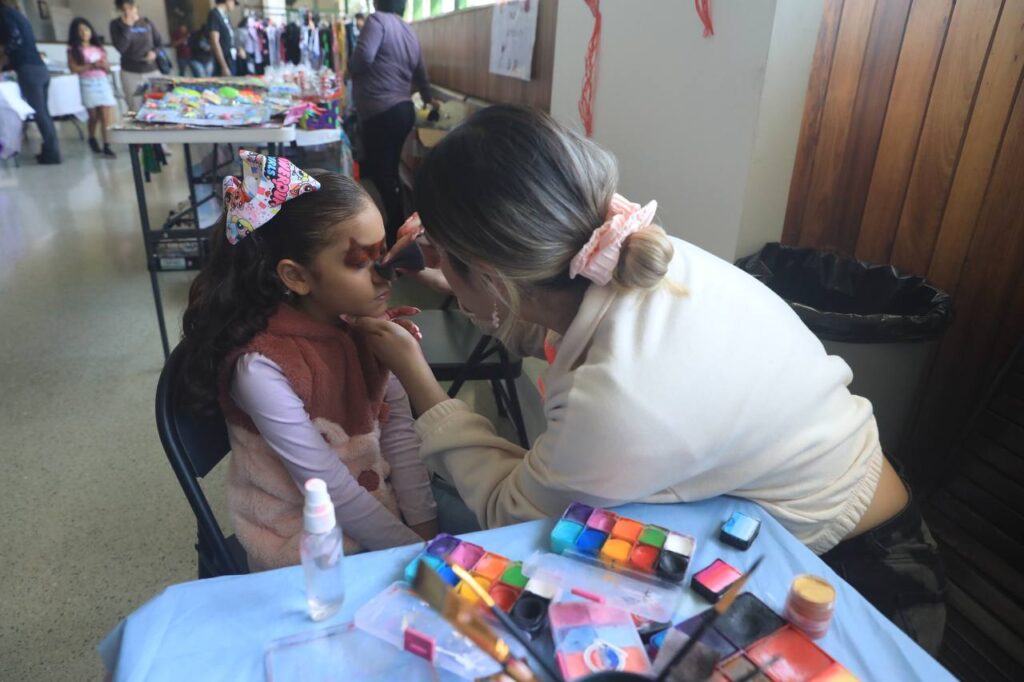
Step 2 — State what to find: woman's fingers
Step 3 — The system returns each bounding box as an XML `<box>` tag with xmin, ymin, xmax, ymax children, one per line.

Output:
<box><xmin>385</xmin><ymin>306</ymin><xmax>422</xmax><ymax>320</ymax></box>
<box><xmin>392</xmin><ymin>318</ymin><xmax>423</xmax><ymax>341</ymax></box>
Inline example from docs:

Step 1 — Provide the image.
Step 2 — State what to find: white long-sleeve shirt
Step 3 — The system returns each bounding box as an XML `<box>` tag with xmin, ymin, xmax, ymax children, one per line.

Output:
<box><xmin>231</xmin><ymin>353</ymin><xmax>435</xmax><ymax>550</ymax></box>
<box><xmin>415</xmin><ymin>237</ymin><xmax>882</xmax><ymax>554</ymax></box>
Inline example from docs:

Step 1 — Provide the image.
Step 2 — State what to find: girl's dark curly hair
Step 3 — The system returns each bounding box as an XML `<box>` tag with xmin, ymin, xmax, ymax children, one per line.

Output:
<box><xmin>67</xmin><ymin>18</ymin><xmax>103</xmax><ymax>67</ymax></box>
<box><xmin>179</xmin><ymin>169</ymin><xmax>371</xmax><ymax>413</ymax></box>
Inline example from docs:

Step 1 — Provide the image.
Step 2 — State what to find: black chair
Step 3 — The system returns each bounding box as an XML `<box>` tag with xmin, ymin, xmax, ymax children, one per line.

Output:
<box><xmin>156</xmin><ymin>344</ymin><xmax>248</xmax><ymax>578</ymax></box>
<box><xmin>416</xmin><ymin>309</ymin><xmax>530</xmax><ymax>448</ymax></box>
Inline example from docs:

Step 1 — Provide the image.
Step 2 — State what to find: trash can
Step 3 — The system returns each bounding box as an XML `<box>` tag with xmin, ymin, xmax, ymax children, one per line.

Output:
<box><xmin>736</xmin><ymin>243</ymin><xmax>954</xmax><ymax>459</ymax></box>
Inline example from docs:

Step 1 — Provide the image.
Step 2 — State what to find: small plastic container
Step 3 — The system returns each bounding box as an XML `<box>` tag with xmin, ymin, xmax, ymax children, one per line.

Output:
<box><xmin>784</xmin><ymin>574</ymin><xmax>836</xmax><ymax>639</ymax></box>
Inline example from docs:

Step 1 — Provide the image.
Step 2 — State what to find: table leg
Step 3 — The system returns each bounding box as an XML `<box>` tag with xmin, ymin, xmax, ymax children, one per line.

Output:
<box><xmin>183</xmin><ymin>143</ymin><xmax>199</xmax><ymax>228</ymax></box>
<box><xmin>130</xmin><ymin>143</ymin><xmax>171</xmax><ymax>360</ymax></box>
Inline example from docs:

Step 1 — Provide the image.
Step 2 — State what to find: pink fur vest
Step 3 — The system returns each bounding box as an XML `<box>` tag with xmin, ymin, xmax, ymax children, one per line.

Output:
<box><xmin>219</xmin><ymin>305</ymin><xmax>399</xmax><ymax>571</ymax></box>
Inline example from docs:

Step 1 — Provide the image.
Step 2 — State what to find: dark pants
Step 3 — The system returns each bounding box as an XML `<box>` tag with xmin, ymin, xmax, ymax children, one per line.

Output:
<box><xmin>821</xmin><ymin>493</ymin><xmax>946</xmax><ymax>655</ymax></box>
<box><xmin>361</xmin><ymin>101</ymin><xmax>415</xmax><ymax>245</ymax></box>
<box><xmin>17</xmin><ymin>64</ymin><xmax>60</xmax><ymax>161</ymax></box>
<box><xmin>212</xmin><ymin>59</ymin><xmax>236</xmax><ymax>77</ymax></box>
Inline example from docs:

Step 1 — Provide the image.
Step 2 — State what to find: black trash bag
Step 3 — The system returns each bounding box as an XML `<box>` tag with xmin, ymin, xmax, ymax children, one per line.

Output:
<box><xmin>735</xmin><ymin>243</ymin><xmax>953</xmax><ymax>343</ymax></box>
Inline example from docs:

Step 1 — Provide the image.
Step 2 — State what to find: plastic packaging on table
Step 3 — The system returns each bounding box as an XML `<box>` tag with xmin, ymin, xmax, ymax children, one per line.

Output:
<box><xmin>549</xmin><ymin>601</ymin><xmax>652</xmax><ymax>680</ymax></box>
<box><xmin>521</xmin><ymin>551</ymin><xmax>683</xmax><ymax>623</ymax></box>
<box><xmin>264</xmin><ymin>622</ymin><xmax>445</xmax><ymax>681</ymax></box>
<box><xmin>353</xmin><ymin>581</ymin><xmax>527</xmax><ymax>680</ymax></box>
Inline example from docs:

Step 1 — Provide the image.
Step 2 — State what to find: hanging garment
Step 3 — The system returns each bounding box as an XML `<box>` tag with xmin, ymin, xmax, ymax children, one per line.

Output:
<box><xmin>285</xmin><ymin>22</ymin><xmax>302</xmax><ymax>65</ymax></box>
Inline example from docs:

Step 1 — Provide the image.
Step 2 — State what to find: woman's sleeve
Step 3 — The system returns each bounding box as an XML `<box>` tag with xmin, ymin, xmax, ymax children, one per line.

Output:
<box><xmin>231</xmin><ymin>354</ymin><xmax>421</xmax><ymax>549</ymax></box>
<box><xmin>150</xmin><ymin>20</ymin><xmax>163</xmax><ymax>48</ymax></box>
<box><xmin>412</xmin><ymin>51</ymin><xmax>431</xmax><ymax>103</ymax></box>
<box><xmin>348</xmin><ymin>15</ymin><xmax>382</xmax><ymax>75</ymax></box>
<box><xmin>414</xmin><ymin>392</ymin><xmax>627</xmax><ymax>529</ymax></box>
<box><xmin>379</xmin><ymin>376</ymin><xmax>437</xmax><ymax>525</ymax></box>
<box><xmin>109</xmin><ymin>21</ymin><xmax>129</xmax><ymax>54</ymax></box>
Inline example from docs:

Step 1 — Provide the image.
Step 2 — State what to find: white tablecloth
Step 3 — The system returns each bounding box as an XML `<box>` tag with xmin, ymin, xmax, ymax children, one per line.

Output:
<box><xmin>0</xmin><ymin>74</ymin><xmax>87</xmax><ymax>122</ymax></box>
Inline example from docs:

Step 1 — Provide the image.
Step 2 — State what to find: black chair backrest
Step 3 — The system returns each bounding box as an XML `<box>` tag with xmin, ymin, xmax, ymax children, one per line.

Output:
<box><xmin>156</xmin><ymin>345</ymin><xmax>231</xmax><ymax>478</ymax></box>
<box><xmin>155</xmin><ymin>344</ymin><xmax>242</xmax><ymax>575</ymax></box>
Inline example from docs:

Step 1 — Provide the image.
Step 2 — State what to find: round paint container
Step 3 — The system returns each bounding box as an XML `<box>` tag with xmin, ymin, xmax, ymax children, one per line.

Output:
<box><xmin>784</xmin><ymin>574</ymin><xmax>836</xmax><ymax>639</ymax></box>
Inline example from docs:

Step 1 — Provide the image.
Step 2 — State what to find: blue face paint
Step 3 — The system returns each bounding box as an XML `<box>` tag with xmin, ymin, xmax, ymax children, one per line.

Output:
<box><xmin>720</xmin><ymin>512</ymin><xmax>761</xmax><ymax>550</ymax></box>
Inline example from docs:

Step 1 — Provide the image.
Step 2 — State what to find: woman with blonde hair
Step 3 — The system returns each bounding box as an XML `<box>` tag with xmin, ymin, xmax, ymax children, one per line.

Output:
<box><xmin>355</xmin><ymin>104</ymin><xmax>945</xmax><ymax>653</ymax></box>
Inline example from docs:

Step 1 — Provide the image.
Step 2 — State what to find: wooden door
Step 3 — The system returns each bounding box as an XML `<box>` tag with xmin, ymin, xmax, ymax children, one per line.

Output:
<box><xmin>784</xmin><ymin>0</ymin><xmax>1024</xmax><ymax>484</ymax></box>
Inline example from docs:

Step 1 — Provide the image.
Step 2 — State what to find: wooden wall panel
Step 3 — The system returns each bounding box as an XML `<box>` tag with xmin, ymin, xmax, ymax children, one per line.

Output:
<box><xmin>795</xmin><ymin>0</ymin><xmax>879</xmax><ymax>248</ymax></box>
<box><xmin>781</xmin><ymin>0</ymin><xmax>846</xmax><ymax>245</ymax></box>
<box><xmin>854</xmin><ymin>0</ymin><xmax>954</xmax><ymax>263</ymax></box>
<box><xmin>889</xmin><ymin>0</ymin><xmax>1002</xmax><ymax>275</ymax></box>
<box><xmin>929</xmin><ymin>1</ymin><xmax>1024</xmax><ymax>294</ymax></box>
<box><xmin>411</xmin><ymin>1</ymin><xmax>558</xmax><ymax>111</ymax></box>
<box><xmin>785</xmin><ymin>0</ymin><xmax>1024</xmax><ymax>485</ymax></box>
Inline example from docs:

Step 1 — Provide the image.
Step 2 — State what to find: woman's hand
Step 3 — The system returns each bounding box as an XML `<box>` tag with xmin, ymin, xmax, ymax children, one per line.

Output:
<box><xmin>352</xmin><ymin>311</ymin><xmax>425</xmax><ymax>378</ymax></box>
<box><xmin>352</xmin><ymin>311</ymin><xmax>449</xmax><ymax>415</ymax></box>
<box><xmin>410</xmin><ymin>519</ymin><xmax>439</xmax><ymax>542</ymax></box>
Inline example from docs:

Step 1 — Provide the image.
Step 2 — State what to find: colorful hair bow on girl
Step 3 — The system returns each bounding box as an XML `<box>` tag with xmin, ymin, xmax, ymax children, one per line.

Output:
<box><xmin>223</xmin><ymin>150</ymin><xmax>321</xmax><ymax>245</ymax></box>
<box><xmin>569</xmin><ymin>193</ymin><xmax>658</xmax><ymax>285</ymax></box>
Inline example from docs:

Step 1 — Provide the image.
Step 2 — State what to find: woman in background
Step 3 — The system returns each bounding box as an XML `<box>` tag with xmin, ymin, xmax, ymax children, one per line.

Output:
<box><xmin>349</xmin><ymin>0</ymin><xmax>437</xmax><ymax>246</ymax></box>
<box><xmin>109</xmin><ymin>0</ymin><xmax>162</xmax><ymax>111</ymax></box>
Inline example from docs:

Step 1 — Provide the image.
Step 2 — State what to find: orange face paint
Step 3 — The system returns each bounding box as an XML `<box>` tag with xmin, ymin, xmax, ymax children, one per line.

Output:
<box><xmin>344</xmin><ymin>238</ymin><xmax>385</xmax><ymax>268</ymax></box>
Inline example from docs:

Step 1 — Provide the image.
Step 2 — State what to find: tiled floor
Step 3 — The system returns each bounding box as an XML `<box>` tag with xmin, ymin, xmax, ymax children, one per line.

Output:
<box><xmin>0</xmin><ymin>131</ymin><xmax>541</xmax><ymax>679</ymax></box>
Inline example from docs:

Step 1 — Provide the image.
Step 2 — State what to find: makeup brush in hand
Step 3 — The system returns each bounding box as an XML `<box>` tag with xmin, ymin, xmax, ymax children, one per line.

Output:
<box><xmin>449</xmin><ymin>564</ymin><xmax>562</xmax><ymax>682</ymax></box>
<box><xmin>411</xmin><ymin>562</ymin><xmax>539</xmax><ymax>682</ymax></box>
<box><xmin>655</xmin><ymin>557</ymin><xmax>764</xmax><ymax>682</ymax></box>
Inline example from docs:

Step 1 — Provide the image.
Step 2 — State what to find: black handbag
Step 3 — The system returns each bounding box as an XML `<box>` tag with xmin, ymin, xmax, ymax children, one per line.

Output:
<box><xmin>155</xmin><ymin>48</ymin><xmax>173</xmax><ymax>75</ymax></box>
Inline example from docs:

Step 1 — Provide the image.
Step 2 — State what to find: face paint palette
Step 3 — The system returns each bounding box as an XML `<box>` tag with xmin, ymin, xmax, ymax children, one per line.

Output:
<box><xmin>721</xmin><ymin>511</ymin><xmax>762</xmax><ymax>550</ymax></box>
<box><xmin>650</xmin><ymin>594</ymin><xmax>860</xmax><ymax>682</ymax></box>
<box><xmin>522</xmin><ymin>550</ymin><xmax>683</xmax><ymax>623</ymax></box>
<box><xmin>549</xmin><ymin>601</ymin><xmax>653</xmax><ymax>681</ymax></box>
<box><xmin>691</xmin><ymin>558</ymin><xmax>743</xmax><ymax>603</ymax></box>
<box><xmin>403</xmin><ymin>534</ymin><xmax>528</xmax><ymax>614</ymax></box>
<box><xmin>551</xmin><ymin>503</ymin><xmax>698</xmax><ymax>583</ymax></box>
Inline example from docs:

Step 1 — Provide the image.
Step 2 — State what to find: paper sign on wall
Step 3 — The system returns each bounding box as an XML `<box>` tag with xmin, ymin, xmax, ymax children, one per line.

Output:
<box><xmin>489</xmin><ymin>0</ymin><xmax>538</xmax><ymax>81</ymax></box>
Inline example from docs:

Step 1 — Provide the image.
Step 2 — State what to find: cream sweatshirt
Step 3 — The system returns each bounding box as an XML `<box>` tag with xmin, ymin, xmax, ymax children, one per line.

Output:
<box><xmin>415</xmin><ymin>237</ymin><xmax>882</xmax><ymax>554</ymax></box>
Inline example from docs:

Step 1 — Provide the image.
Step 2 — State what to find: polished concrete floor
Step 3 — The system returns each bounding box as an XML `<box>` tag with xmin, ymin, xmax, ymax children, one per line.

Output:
<box><xmin>0</xmin><ymin>130</ymin><xmax>541</xmax><ymax>679</ymax></box>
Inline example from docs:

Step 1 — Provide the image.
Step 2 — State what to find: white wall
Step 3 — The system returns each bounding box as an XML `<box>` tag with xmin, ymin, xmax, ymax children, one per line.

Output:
<box><xmin>550</xmin><ymin>0</ymin><xmax>823</xmax><ymax>262</ymax></box>
<box><xmin>736</xmin><ymin>0</ymin><xmax>825</xmax><ymax>259</ymax></box>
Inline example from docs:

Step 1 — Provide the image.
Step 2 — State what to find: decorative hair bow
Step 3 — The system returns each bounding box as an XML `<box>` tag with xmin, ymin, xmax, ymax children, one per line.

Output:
<box><xmin>222</xmin><ymin>150</ymin><xmax>321</xmax><ymax>245</ymax></box>
<box><xmin>569</xmin><ymin>193</ymin><xmax>658</xmax><ymax>285</ymax></box>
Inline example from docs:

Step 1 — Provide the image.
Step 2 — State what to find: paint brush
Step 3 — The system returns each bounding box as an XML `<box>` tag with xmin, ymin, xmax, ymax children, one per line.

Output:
<box><xmin>449</xmin><ymin>563</ymin><xmax>562</xmax><ymax>682</ymax></box>
<box><xmin>411</xmin><ymin>561</ymin><xmax>539</xmax><ymax>682</ymax></box>
<box><xmin>655</xmin><ymin>556</ymin><xmax>764</xmax><ymax>682</ymax></box>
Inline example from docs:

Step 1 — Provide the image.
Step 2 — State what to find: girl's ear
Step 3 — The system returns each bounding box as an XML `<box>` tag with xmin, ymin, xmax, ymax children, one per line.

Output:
<box><xmin>277</xmin><ymin>259</ymin><xmax>313</xmax><ymax>296</ymax></box>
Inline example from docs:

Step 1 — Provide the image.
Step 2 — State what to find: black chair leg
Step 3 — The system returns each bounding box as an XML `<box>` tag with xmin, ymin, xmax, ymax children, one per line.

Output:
<box><xmin>504</xmin><ymin>376</ymin><xmax>530</xmax><ymax>449</ymax></box>
<box><xmin>491</xmin><ymin>379</ymin><xmax>509</xmax><ymax>417</ymax></box>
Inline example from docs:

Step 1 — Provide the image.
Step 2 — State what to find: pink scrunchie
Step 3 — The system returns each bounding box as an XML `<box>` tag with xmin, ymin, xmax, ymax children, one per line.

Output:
<box><xmin>569</xmin><ymin>193</ymin><xmax>658</xmax><ymax>286</ymax></box>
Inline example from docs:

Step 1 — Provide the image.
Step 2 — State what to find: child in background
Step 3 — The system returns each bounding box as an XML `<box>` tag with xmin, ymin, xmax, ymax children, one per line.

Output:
<box><xmin>179</xmin><ymin>150</ymin><xmax>437</xmax><ymax>571</ymax></box>
<box><xmin>67</xmin><ymin>18</ymin><xmax>116</xmax><ymax>158</ymax></box>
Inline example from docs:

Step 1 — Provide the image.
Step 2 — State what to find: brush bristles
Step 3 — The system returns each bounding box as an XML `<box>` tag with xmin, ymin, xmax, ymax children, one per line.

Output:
<box><xmin>715</xmin><ymin>556</ymin><xmax>764</xmax><ymax>614</ymax></box>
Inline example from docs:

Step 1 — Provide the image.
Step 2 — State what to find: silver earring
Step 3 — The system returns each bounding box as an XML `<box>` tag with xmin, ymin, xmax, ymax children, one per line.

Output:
<box><xmin>491</xmin><ymin>302</ymin><xmax>501</xmax><ymax>330</ymax></box>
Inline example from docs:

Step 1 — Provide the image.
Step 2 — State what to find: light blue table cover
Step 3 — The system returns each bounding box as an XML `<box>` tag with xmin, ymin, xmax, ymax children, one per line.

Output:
<box><xmin>98</xmin><ymin>498</ymin><xmax>953</xmax><ymax>681</ymax></box>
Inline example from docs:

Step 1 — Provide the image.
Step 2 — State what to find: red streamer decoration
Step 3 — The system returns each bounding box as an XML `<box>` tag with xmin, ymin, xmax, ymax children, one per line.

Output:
<box><xmin>578</xmin><ymin>0</ymin><xmax>602</xmax><ymax>138</ymax></box>
<box><xmin>695</xmin><ymin>0</ymin><xmax>714</xmax><ymax>37</ymax></box>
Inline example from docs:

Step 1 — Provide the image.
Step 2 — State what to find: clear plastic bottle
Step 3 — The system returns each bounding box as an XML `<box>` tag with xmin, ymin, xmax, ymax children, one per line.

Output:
<box><xmin>300</xmin><ymin>478</ymin><xmax>346</xmax><ymax>621</ymax></box>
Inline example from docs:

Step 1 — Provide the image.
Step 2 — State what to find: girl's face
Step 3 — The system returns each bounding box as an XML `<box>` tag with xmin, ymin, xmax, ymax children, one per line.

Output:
<box><xmin>295</xmin><ymin>204</ymin><xmax>392</xmax><ymax>322</ymax></box>
<box><xmin>78</xmin><ymin>23</ymin><xmax>92</xmax><ymax>43</ymax></box>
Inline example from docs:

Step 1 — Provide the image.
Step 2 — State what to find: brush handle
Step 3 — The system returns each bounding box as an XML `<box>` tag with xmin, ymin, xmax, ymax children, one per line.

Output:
<box><xmin>653</xmin><ymin>613</ymin><xmax>718</xmax><ymax>682</ymax></box>
<box><xmin>492</xmin><ymin>606</ymin><xmax>563</xmax><ymax>682</ymax></box>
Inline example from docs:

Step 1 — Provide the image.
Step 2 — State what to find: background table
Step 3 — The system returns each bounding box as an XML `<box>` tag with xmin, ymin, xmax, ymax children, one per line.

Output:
<box><xmin>108</xmin><ymin>122</ymin><xmax>297</xmax><ymax>359</ymax></box>
<box><xmin>98</xmin><ymin>498</ymin><xmax>954</xmax><ymax>681</ymax></box>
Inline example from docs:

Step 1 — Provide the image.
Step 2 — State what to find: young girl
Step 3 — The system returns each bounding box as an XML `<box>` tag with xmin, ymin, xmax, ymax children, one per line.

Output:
<box><xmin>67</xmin><ymin>18</ymin><xmax>116</xmax><ymax>158</ymax></box>
<box><xmin>180</xmin><ymin>150</ymin><xmax>437</xmax><ymax>571</ymax></box>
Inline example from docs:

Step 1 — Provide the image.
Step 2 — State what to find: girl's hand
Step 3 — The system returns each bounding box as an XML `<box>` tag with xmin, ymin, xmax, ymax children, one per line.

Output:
<box><xmin>384</xmin><ymin>306</ymin><xmax>422</xmax><ymax>341</ymax></box>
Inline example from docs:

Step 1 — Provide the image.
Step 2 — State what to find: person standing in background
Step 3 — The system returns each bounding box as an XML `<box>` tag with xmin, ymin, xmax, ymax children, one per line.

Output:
<box><xmin>350</xmin><ymin>0</ymin><xmax>437</xmax><ymax>245</ymax></box>
<box><xmin>0</xmin><ymin>0</ymin><xmax>61</xmax><ymax>164</ymax></box>
<box><xmin>109</xmin><ymin>0</ymin><xmax>162</xmax><ymax>111</ymax></box>
<box><xmin>170</xmin><ymin>23</ymin><xmax>190</xmax><ymax>76</ymax></box>
<box><xmin>67</xmin><ymin>17</ymin><xmax>116</xmax><ymax>158</ymax></box>
<box><xmin>187</xmin><ymin>24</ymin><xmax>213</xmax><ymax>76</ymax></box>
<box><xmin>206</xmin><ymin>0</ymin><xmax>243</xmax><ymax>77</ymax></box>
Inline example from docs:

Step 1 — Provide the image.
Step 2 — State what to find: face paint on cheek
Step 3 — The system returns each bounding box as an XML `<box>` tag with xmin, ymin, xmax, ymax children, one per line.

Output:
<box><xmin>343</xmin><ymin>238</ymin><xmax>386</xmax><ymax>267</ymax></box>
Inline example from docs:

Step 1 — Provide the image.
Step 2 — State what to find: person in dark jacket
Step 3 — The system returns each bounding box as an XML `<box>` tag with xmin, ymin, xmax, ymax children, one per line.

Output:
<box><xmin>206</xmin><ymin>0</ymin><xmax>243</xmax><ymax>77</ymax></box>
<box><xmin>109</xmin><ymin>0</ymin><xmax>162</xmax><ymax>111</ymax></box>
<box><xmin>0</xmin><ymin>0</ymin><xmax>60</xmax><ymax>163</ymax></box>
<box><xmin>350</xmin><ymin>0</ymin><xmax>437</xmax><ymax>245</ymax></box>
